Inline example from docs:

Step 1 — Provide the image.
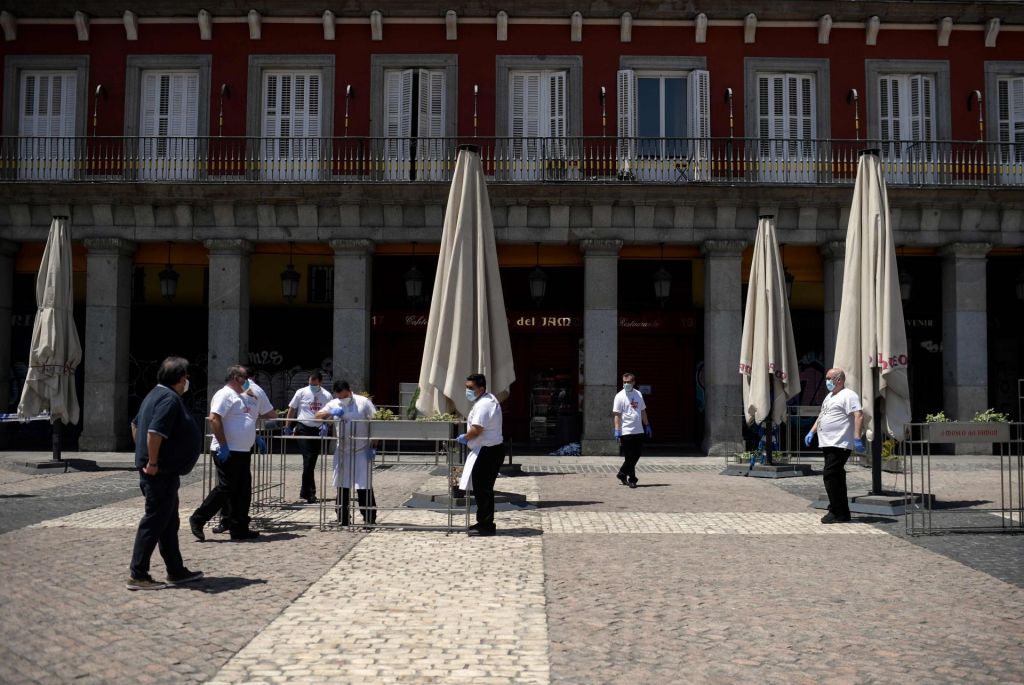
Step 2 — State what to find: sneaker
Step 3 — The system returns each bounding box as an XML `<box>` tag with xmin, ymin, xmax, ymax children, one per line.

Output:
<box><xmin>211</xmin><ymin>522</ymin><xmax>227</xmax><ymax>534</ymax></box>
<box><xmin>188</xmin><ymin>516</ymin><xmax>205</xmax><ymax>542</ymax></box>
<box><xmin>616</xmin><ymin>473</ymin><xmax>629</xmax><ymax>486</ymax></box>
<box><xmin>126</xmin><ymin>575</ymin><xmax>166</xmax><ymax>591</ymax></box>
<box><xmin>166</xmin><ymin>568</ymin><xmax>204</xmax><ymax>585</ymax></box>
<box><xmin>230</xmin><ymin>529</ymin><xmax>260</xmax><ymax>540</ymax></box>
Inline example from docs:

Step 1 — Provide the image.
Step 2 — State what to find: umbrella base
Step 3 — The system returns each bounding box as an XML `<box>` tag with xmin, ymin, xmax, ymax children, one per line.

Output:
<box><xmin>428</xmin><ymin>463</ymin><xmax>523</xmax><ymax>477</ymax></box>
<box><xmin>19</xmin><ymin>458</ymin><xmax>72</xmax><ymax>471</ymax></box>
<box><xmin>812</xmin><ymin>491</ymin><xmax>933</xmax><ymax>517</ymax></box>
<box><xmin>405</xmin><ymin>490</ymin><xmax>529</xmax><ymax>509</ymax></box>
<box><xmin>720</xmin><ymin>463</ymin><xmax>816</xmax><ymax>479</ymax></box>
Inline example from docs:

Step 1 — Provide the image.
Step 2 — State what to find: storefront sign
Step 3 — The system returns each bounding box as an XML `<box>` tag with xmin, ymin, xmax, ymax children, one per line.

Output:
<box><xmin>618</xmin><ymin>314</ymin><xmax>698</xmax><ymax>331</ymax></box>
<box><xmin>926</xmin><ymin>422</ymin><xmax>1010</xmax><ymax>444</ymax></box>
<box><xmin>511</xmin><ymin>315</ymin><xmax>581</xmax><ymax>329</ymax></box>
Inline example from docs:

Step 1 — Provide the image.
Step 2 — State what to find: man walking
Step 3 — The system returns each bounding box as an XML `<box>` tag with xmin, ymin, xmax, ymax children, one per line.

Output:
<box><xmin>612</xmin><ymin>372</ymin><xmax>651</xmax><ymax>489</ymax></box>
<box><xmin>457</xmin><ymin>373</ymin><xmax>504</xmax><ymax>537</ymax></box>
<box><xmin>127</xmin><ymin>356</ymin><xmax>203</xmax><ymax>590</ymax></box>
<box><xmin>285</xmin><ymin>371</ymin><xmax>332</xmax><ymax>503</ymax></box>
<box><xmin>190</xmin><ymin>365</ymin><xmax>260</xmax><ymax>541</ymax></box>
<box><xmin>804</xmin><ymin>367</ymin><xmax>865</xmax><ymax>524</ymax></box>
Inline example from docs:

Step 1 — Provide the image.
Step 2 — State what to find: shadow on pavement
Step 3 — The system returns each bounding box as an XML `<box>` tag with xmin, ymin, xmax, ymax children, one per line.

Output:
<box><xmin>202</xmin><ymin>532</ymin><xmax>302</xmax><ymax>544</ymax></box>
<box><xmin>632</xmin><ymin>483</ymin><xmax>670</xmax><ymax>488</ymax></box>
<box><xmin>932</xmin><ymin>499</ymin><xmax>992</xmax><ymax>509</ymax></box>
<box><xmin>533</xmin><ymin>500</ymin><xmax>603</xmax><ymax>508</ymax></box>
<box><xmin>176</xmin><ymin>577</ymin><xmax>269</xmax><ymax>594</ymax></box>
<box><xmin>489</xmin><ymin>527</ymin><xmax>543</xmax><ymax>537</ymax></box>
<box><xmin>0</xmin><ymin>493</ymin><xmax>36</xmax><ymax>498</ymax></box>
<box><xmin>855</xmin><ymin>515</ymin><xmax>900</xmax><ymax>524</ymax></box>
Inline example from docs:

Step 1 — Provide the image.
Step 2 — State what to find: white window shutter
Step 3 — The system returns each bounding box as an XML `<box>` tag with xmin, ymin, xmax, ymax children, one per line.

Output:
<box><xmin>140</xmin><ymin>72</ymin><xmax>159</xmax><ymax>138</ymax></box>
<box><xmin>687</xmin><ymin>68</ymin><xmax>710</xmax><ymax>177</ymax></box>
<box><xmin>58</xmin><ymin>72</ymin><xmax>77</xmax><ymax>138</ymax></box>
<box><xmin>547</xmin><ymin>70</ymin><xmax>566</xmax><ymax>139</ymax></box>
<box><xmin>616</xmin><ymin>69</ymin><xmax>636</xmax><ymax>171</ymax></box>
<box><xmin>510</xmin><ymin>72</ymin><xmax>526</xmax><ymax>140</ymax></box>
<box><xmin>263</xmin><ymin>73</ymin><xmax>280</xmax><ymax>139</ymax></box>
<box><xmin>417</xmin><ymin>69</ymin><xmax>445</xmax><ymax>138</ymax></box>
<box><xmin>383</xmin><ymin>69</ymin><xmax>412</xmax><ymax>178</ymax></box>
<box><xmin>1012</xmin><ymin>77</ymin><xmax>1024</xmax><ymax>153</ymax></box>
<box><xmin>20</xmin><ymin>73</ymin><xmax>37</xmax><ymax>137</ymax></box>
<box><xmin>910</xmin><ymin>75</ymin><xmax>922</xmax><ymax>143</ymax></box>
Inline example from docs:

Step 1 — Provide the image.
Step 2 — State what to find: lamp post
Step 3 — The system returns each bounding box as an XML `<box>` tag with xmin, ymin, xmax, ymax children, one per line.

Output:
<box><xmin>529</xmin><ymin>242</ymin><xmax>547</xmax><ymax>304</ymax></box>
<box><xmin>280</xmin><ymin>242</ymin><xmax>300</xmax><ymax>303</ymax></box>
<box><xmin>158</xmin><ymin>241</ymin><xmax>179</xmax><ymax>301</ymax></box>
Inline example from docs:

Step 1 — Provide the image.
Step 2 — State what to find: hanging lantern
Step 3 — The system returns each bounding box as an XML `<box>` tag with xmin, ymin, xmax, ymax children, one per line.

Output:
<box><xmin>653</xmin><ymin>243</ymin><xmax>671</xmax><ymax>304</ymax></box>
<box><xmin>158</xmin><ymin>241</ymin><xmax>179</xmax><ymax>301</ymax></box>
<box><xmin>529</xmin><ymin>242</ymin><xmax>547</xmax><ymax>303</ymax></box>
<box><xmin>280</xmin><ymin>242</ymin><xmax>300</xmax><ymax>303</ymax></box>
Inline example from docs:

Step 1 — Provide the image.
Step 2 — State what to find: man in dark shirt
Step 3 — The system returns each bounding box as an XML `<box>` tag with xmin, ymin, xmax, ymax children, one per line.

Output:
<box><xmin>126</xmin><ymin>356</ymin><xmax>203</xmax><ymax>590</ymax></box>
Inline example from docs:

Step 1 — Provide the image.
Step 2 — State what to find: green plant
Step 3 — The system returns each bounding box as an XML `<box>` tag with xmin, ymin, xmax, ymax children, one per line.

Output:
<box><xmin>406</xmin><ymin>387</ymin><xmax>421</xmax><ymax>420</ymax></box>
<box><xmin>925</xmin><ymin>411</ymin><xmax>952</xmax><ymax>423</ymax></box>
<box><xmin>881</xmin><ymin>438</ymin><xmax>898</xmax><ymax>461</ymax></box>
<box><xmin>418</xmin><ymin>412</ymin><xmax>461</xmax><ymax>422</ymax></box>
<box><xmin>373</xmin><ymin>407</ymin><xmax>397</xmax><ymax>421</ymax></box>
<box><xmin>972</xmin><ymin>408</ymin><xmax>1010</xmax><ymax>423</ymax></box>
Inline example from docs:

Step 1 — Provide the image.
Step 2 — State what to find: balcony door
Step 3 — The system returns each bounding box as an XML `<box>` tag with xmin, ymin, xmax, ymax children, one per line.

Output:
<box><xmin>382</xmin><ymin>68</ymin><xmax>448</xmax><ymax>181</ymax></box>
<box><xmin>757</xmin><ymin>73</ymin><xmax>817</xmax><ymax>183</ymax></box>
<box><xmin>261</xmin><ymin>71</ymin><xmax>322</xmax><ymax>181</ymax></box>
<box><xmin>508</xmin><ymin>70</ymin><xmax>573</xmax><ymax>181</ymax></box>
<box><xmin>996</xmin><ymin>76</ymin><xmax>1024</xmax><ymax>185</ymax></box>
<box><xmin>878</xmin><ymin>74</ymin><xmax>936</xmax><ymax>184</ymax></box>
<box><xmin>18</xmin><ymin>71</ymin><xmax>77</xmax><ymax>180</ymax></box>
<box><xmin>138</xmin><ymin>71</ymin><xmax>199</xmax><ymax>180</ymax></box>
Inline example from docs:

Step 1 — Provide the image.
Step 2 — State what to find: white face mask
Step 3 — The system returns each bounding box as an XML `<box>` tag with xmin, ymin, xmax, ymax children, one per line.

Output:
<box><xmin>340</xmin><ymin>396</ymin><xmax>353</xmax><ymax>406</ymax></box>
<box><xmin>622</xmin><ymin>383</ymin><xmax>634</xmax><ymax>393</ymax></box>
<box><xmin>182</xmin><ymin>378</ymin><xmax>190</xmax><ymax>394</ymax></box>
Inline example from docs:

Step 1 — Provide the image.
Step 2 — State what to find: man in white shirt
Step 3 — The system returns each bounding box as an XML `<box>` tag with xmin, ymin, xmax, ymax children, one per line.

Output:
<box><xmin>804</xmin><ymin>367</ymin><xmax>865</xmax><ymax>524</ymax></box>
<box><xmin>612</xmin><ymin>372</ymin><xmax>651</xmax><ymax>489</ymax></box>
<box><xmin>285</xmin><ymin>371</ymin><xmax>332</xmax><ymax>503</ymax></box>
<box><xmin>315</xmin><ymin>380</ymin><xmax>377</xmax><ymax>526</ymax></box>
<box><xmin>189</xmin><ymin>365</ymin><xmax>260</xmax><ymax>541</ymax></box>
<box><xmin>456</xmin><ymin>373</ymin><xmax>504</xmax><ymax>537</ymax></box>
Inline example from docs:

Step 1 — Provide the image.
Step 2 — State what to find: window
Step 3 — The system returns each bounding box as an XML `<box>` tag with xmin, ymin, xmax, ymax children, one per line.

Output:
<box><xmin>878</xmin><ymin>74</ymin><xmax>936</xmax><ymax>182</ymax></box>
<box><xmin>308</xmin><ymin>265</ymin><xmax>333</xmax><ymax>305</ymax></box>
<box><xmin>138</xmin><ymin>71</ymin><xmax>199</xmax><ymax>180</ymax></box>
<box><xmin>496</xmin><ymin>56</ymin><xmax>582</xmax><ymax>181</ymax></box>
<box><xmin>18</xmin><ymin>71</ymin><xmax>78</xmax><ymax>180</ymax></box>
<box><xmin>382</xmin><ymin>68</ymin><xmax>447</xmax><ymax>180</ymax></box>
<box><xmin>617</xmin><ymin>67</ymin><xmax>709</xmax><ymax>181</ymax></box>
<box><xmin>996</xmin><ymin>76</ymin><xmax>1024</xmax><ymax>177</ymax></box>
<box><xmin>246</xmin><ymin>55</ymin><xmax>335</xmax><ymax>181</ymax></box>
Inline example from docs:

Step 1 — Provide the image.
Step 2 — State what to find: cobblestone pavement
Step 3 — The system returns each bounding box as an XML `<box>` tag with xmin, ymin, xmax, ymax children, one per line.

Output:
<box><xmin>0</xmin><ymin>452</ymin><xmax>1021</xmax><ymax>684</ymax></box>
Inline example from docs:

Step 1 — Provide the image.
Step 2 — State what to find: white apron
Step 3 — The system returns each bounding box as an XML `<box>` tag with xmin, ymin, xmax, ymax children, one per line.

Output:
<box><xmin>333</xmin><ymin>444</ymin><xmax>373</xmax><ymax>489</ymax></box>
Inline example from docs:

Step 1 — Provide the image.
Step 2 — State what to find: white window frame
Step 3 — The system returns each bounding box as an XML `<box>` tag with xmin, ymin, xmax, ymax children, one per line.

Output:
<box><xmin>3</xmin><ymin>55</ymin><xmax>89</xmax><ymax>181</ymax></box>
<box><xmin>985</xmin><ymin>61</ymin><xmax>1024</xmax><ymax>185</ymax></box>
<box><xmin>246</xmin><ymin>55</ymin><xmax>334</xmax><ymax>181</ymax></box>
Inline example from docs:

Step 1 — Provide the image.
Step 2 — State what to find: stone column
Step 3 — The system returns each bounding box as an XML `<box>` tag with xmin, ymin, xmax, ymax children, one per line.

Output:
<box><xmin>330</xmin><ymin>239</ymin><xmax>373</xmax><ymax>391</ymax></box>
<box><xmin>79</xmin><ymin>238</ymin><xmax>137</xmax><ymax>451</ymax></box>
<box><xmin>205</xmin><ymin>239</ymin><xmax>252</xmax><ymax>403</ymax></box>
<box><xmin>820</xmin><ymin>241</ymin><xmax>846</xmax><ymax>367</ymax></box>
<box><xmin>941</xmin><ymin>242</ymin><xmax>990</xmax><ymax>451</ymax></box>
<box><xmin>580</xmin><ymin>239</ymin><xmax>621</xmax><ymax>456</ymax></box>
<box><xmin>0</xmin><ymin>240</ymin><xmax>17</xmax><ymax>448</ymax></box>
<box><xmin>701</xmin><ymin>240</ymin><xmax>746</xmax><ymax>456</ymax></box>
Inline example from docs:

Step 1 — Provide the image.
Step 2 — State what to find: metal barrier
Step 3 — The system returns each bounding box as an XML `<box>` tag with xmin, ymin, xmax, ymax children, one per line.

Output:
<box><xmin>903</xmin><ymin>421</ymin><xmax>1024</xmax><ymax>535</ymax></box>
<box><xmin>320</xmin><ymin>419</ymin><xmax>469</xmax><ymax>532</ymax></box>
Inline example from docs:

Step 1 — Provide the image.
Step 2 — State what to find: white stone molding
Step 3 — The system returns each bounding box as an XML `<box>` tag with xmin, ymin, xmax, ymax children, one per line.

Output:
<box><xmin>866</xmin><ymin>16</ymin><xmax>880</xmax><ymax>46</ymax></box>
<box><xmin>199</xmin><ymin>9</ymin><xmax>212</xmax><ymax>40</ymax></box>
<box><xmin>937</xmin><ymin>17</ymin><xmax>953</xmax><ymax>46</ymax></box>
<box><xmin>571</xmin><ymin>11</ymin><xmax>582</xmax><ymax>42</ymax></box>
<box><xmin>743</xmin><ymin>13</ymin><xmax>756</xmax><ymax>44</ymax></box>
<box><xmin>620</xmin><ymin>12</ymin><xmax>632</xmax><ymax>42</ymax></box>
<box><xmin>322</xmin><ymin>10</ymin><xmax>335</xmax><ymax>40</ymax></box>
<box><xmin>123</xmin><ymin>10</ymin><xmax>137</xmax><ymax>40</ymax></box>
<box><xmin>817</xmin><ymin>14</ymin><xmax>832</xmax><ymax>44</ymax></box>
<box><xmin>985</xmin><ymin>18</ymin><xmax>1000</xmax><ymax>47</ymax></box>
<box><xmin>370</xmin><ymin>10</ymin><xmax>382</xmax><ymax>41</ymax></box>
<box><xmin>74</xmin><ymin>11</ymin><xmax>89</xmax><ymax>41</ymax></box>
<box><xmin>1</xmin><ymin>11</ymin><xmax>15</xmax><ymax>41</ymax></box>
<box><xmin>695</xmin><ymin>13</ymin><xmax>707</xmax><ymax>43</ymax></box>
<box><xmin>248</xmin><ymin>10</ymin><xmax>261</xmax><ymax>40</ymax></box>
<box><xmin>496</xmin><ymin>11</ymin><xmax>508</xmax><ymax>41</ymax></box>
<box><xmin>445</xmin><ymin>10</ymin><xmax>457</xmax><ymax>40</ymax></box>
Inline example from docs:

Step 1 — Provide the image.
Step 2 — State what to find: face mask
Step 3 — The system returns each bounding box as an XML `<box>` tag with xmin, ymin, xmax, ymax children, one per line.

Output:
<box><xmin>825</xmin><ymin>379</ymin><xmax>836</xmax><ymax>392</ymax></box>
<box><xmin>340</xmin><ymin>396</ymin><xmax>353</xmax><ymax>406</ymax></box>
<box><xmin>465</xmin><ymin>389</ymin><xmax>478</xmax><ymax>403</ymax></box>
<box><xmin>183</xmin><ymin>379</ymin><xmax>190</xmax><ymax>393</ymax></box>
<box><xmin>309</xmin><ymin>385</ymin><xmax>320</xmax><ymax>393</ymax></box>
<box><xmin>623</xmin><ymin>383</ymin><xmax>633</xmax><ymax>393</ymax></box>
<box><xmin>241</xmin><ymin>380</ymin><xmax>251</xmax><ymax>391</ymax></box>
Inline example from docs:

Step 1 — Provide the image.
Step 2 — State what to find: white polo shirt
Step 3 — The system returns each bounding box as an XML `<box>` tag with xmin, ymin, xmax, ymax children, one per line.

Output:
<box><xmin>613</xmin><ymin>389</ymin><xmax>646</xmax><ymax>436</ymax></box>
<box><xmin>467</xmin><ymin>392</ymin><xmax>503</xmax><ymax>451</ymax></box>
<box><xmin>209</xmin><ymin>385</ymin><xmax>256</xmax><ymax>451</ymax></box>
<box><xmin>289</xmin><ymin>385</ymin><xmax>332</xmax><ymax>428</ymax></box>
<box><xmin>244</xmin><ymin>381</ymin><xmax>274</xmax><ymax>417</ymax></box>
<box><xmin>816</xmin><ymin>387</ymin><xmax>862</xmax><ymax>449</ymax></box>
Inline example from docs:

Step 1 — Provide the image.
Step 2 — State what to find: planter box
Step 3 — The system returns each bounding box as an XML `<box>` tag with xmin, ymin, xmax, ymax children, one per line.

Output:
<box><xmin>360</xmin><ymin>419</ymin><xmax>463</xmax><ymax>441</ymax></box>
<box><xmin>926</xmin><ymin>422</ymin><xmax>1010</xmax><ymax>444</ymax></box>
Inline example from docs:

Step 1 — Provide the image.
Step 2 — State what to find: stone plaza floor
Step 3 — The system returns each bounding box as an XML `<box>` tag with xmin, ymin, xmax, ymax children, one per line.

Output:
<box><xmin>0</xmin><ymin>450</ymin><xmax>1022</xmax><ymax>684</ymax></box>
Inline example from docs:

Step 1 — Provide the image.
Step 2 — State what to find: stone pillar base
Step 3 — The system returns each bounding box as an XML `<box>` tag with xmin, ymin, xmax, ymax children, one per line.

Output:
<box><xmin>79</xmin><ymin>434</ymin><xmax>133</xmax><ymax>452</ymax></box>
<box><xmin>702</xmin><ymin>438</ymin><xmax>745</xmax><ymax>457</ymax></box>
<box><xmin>582</xmin><ymin>439</ymin><xmax>621</xmax><ymax>456</ymax></box>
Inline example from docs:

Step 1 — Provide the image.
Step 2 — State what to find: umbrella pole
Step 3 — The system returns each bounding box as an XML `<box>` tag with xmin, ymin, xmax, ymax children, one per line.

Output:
<box><xmin>51</xmin><ymin>420</ymin><xmax>63</xmax><ymax>463</ymax></box>
<box><xmin>870</xmin><ymin>397</ymin><xmax>883</xmax><ymax>495</ymax></box>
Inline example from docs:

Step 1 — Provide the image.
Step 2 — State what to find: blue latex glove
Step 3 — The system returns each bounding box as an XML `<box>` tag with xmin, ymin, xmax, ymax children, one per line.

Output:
<box><xmin>318</xmin><ymin>423</ymin><xmax>329</xmax><ymax>437</ymax></box>
<box><xmin>215</xmin><ymin>445</ymin><xmax>231</xmax><ymax>463</ymax></box>
<box><xmin>644</xmin><ymin>424</ymin><xmax>653</xmax><ymax>438</ymax></box>
<box><xmin>282</xmin><ymin>425</ymin><xmax>293</xmax><ymax>436</ymax></box>
<box><xmin>455</xmin><ymin>433</ymin><xmax>469</xmax><ymax>445</ymax></box>
<box><xmin>853</xmin><ymin>438</ymin><xmax>866</xmax><ymax>453</ymax></box>
<box><xmin>613</xmin><ymin>429</ymin><xmax>621</xmax><ymax>440</ymax></box>
<box><xmin>329</xmin><ymin>406</ymin><xmax>345</xmax><ymax>417</ymax></box>
<box><xmin>254</xmin><ymin>436</ymin><xmax>267</xmax><ymax>453</ymax></box>
<box><xmin>803</xmin><ymin>431</ymin><xmax>814</xmax><ymax>447</ymax></box>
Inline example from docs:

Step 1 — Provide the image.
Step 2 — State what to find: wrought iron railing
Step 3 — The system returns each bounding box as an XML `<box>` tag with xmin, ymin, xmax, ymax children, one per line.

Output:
<box><xmin>2</xmin><ymin>135</ymin><xmax>1022</xmax><ymax>186</ymax></box>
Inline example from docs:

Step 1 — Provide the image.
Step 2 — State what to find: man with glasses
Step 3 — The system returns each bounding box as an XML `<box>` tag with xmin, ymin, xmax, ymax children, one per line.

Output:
<box><xmin>804</xmin><ymin>367</ymin><xmax>865</xmax><ymax>524</ymax></box>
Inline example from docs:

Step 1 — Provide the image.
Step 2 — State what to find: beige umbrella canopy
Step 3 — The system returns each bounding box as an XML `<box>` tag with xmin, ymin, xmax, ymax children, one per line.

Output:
<box><xmin>18</xmin><ymin>216</ymin><xmax>82</xmax><ymax>426</ymax></box>
<box><xmin>415</xmin><ymin>146</ymin><xmax>515</xmax><ymax>418</ymax></box>
<box><xmin>739</xmin><ymin>215</ymin><xmax>801</xmax><ymax>426</ymax></box>
<box><xmin>832</xmin><ymin>151</ymin><xmax>912</xmax><ymax>443</ymax></box>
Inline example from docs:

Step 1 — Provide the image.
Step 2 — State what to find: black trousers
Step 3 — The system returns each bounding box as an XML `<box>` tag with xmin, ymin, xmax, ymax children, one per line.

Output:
<box><xmin>822</xmin><ymin>446</ymin><xmax>852</xmax><ymax>517</ymax></box>
<box><xmin>130</xmin><ymin>473</ymin><xmax>185</xmax><ymax>579</ymax></box>
<box><xmin>471</xmin><ymin>444</ymin><xmax>505</xmax><ymax>530</ymax></box>
<box><xmin>337</xmin><ymin>488</ymin><xmax>377</xmax><ymax>525</ymax></box>
<box><xmin>193</xmin><ymin>451</ymin><xmax>253</xmax><ymax>532</ymax></box>
<box><xmin>294</xmin><ymin>424</ymin><xmax>321</xmax><ymax>498</ymax></box>
<box><xmin>618</xmin><ymin>433</ymin><xmax>644</xmax><ymax>483</ymax></box>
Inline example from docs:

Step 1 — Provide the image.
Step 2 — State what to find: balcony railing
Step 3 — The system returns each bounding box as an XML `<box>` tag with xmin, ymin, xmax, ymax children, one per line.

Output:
<box><xmin>2</xmin><ymin>135</ymin><xmax>1022</xmax><ymax>187</ymax></box>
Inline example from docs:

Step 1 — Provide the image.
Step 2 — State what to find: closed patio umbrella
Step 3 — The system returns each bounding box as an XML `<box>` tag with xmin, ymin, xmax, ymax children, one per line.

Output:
<box><xmin>416</xmin><ymin>145</ymin><xmax>515</xmax><ymax>418</ymax></box>
<box><xmin>18</xmin><ymin>215</ymin><xmax>82</xmax><ymax>461</ymax></box>
<box><xmin>739</xmin><ymin>215</ymin><xmax>800</xmax><ymax>462</ymax></box>
<box><xmin>832</xmin><ymin>150</ymin><xmax>912</xmax><ymax>493</ymax></box>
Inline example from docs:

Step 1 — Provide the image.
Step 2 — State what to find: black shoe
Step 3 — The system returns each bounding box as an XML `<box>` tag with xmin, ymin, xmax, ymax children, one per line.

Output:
<box><xmin>188</xmin><ymin>516</ymin><xmax>205</xmax><ymax>542</ymax></box>
<box><xmin>616</xmin><ymin>473</ymin><xmax>629</xmax><ymax>486</ymax></box>
<box><xmin>230</xmin><ymin>529</ymin><xmax>260</xmax><ymax>540</ymax></box>
<box><xmin>628</xmin><ymin>480</ymin><xmax>638</xmax><ymax>489</ymax></box>
<box><xmin>821</xmin><ymin>512</ymin><xmax>852</xmax><ymax>524</ymax></box>
<box><xmin>306</xmin><ymin>495</ymin><xmax>318</xmax><ymax>504</ymax></box>
<box><xmin>167</xmin><ymin>568</ymin><xmax>204</xmax><ymax>585</ymax></box>
<box><xmin>126</xmin><ymin>575</ymin><xmax>166</xmax><ymax>591</ymax></box>
<box><xmin>468</xmin><ymin>526</ymin><xmax>496</xmax><ymax>537</ymax></box>
<box><xmin>211</xmin><ymin>522</ymin><xmax>227</xmax><ymax>534</ymax></box>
